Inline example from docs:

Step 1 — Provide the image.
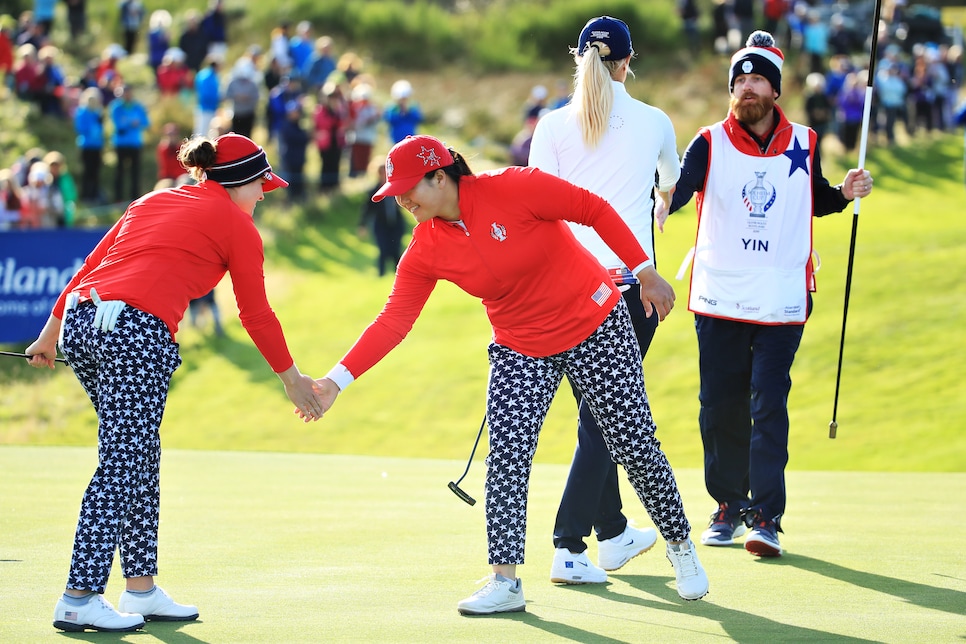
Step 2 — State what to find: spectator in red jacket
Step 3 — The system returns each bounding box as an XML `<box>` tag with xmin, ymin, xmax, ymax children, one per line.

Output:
<box><xmin>156</xmin><ymin>47</ymin><xmax>191</xmax><ymax>96</ymax></box>
<box><xmin>156</xmin><ymin>122</ymin><xmax>188</xmax><ymax>183</ymax></box>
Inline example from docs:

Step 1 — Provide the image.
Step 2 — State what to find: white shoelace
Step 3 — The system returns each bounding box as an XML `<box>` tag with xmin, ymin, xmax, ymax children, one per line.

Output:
<box><xmin>472</xmin><ymin>577</ymin><xmax>501</xmax><ymax>597</ymax></box>
<box><xmin>672</xmin><ymin>546</ymin><xmax>699</xmax><ymax>577</ymax></box>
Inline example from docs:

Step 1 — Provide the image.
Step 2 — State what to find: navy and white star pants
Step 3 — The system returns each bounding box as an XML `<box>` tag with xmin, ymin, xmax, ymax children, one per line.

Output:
<box><xmin>484</xmin><ymin>299</ymin><xmax>691</xmax><ymax>565</ymax></box>
<box><xmin>60</xmin><ymin>302</ymin><xmax>181</xmax><ymax>593</ymax></box>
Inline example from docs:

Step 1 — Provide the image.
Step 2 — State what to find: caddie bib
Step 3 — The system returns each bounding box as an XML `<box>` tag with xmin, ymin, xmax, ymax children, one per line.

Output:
<box><xmin>689</xmin><ymin>122</ymin><xmax>814</xmax><ymax>324</ymax></box>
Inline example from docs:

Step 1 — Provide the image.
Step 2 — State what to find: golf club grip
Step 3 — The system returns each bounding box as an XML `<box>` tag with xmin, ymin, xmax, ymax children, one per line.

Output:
<box><xmin>448</xmin><ymin>481</ymin><xmax>476</xmax><ymax>506</ymax></box>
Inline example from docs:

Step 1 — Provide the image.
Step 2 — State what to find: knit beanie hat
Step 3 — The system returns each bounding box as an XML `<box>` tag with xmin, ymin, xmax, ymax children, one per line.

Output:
<box><xmin>207</xmin><ymin>133</ymin><xmax>288</xmax><ymax>191</ymax></box>
<box><xmin>729</xmin><ymin>31</ymin><xmax>784</xmax><ymax>96</ymax></box>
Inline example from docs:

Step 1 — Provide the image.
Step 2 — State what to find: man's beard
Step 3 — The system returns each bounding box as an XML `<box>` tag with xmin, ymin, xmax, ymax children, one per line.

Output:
<box><xmin>730</xmin><ymin>93</ymin><xmax>775</xmax><ymax>125</ymax></box>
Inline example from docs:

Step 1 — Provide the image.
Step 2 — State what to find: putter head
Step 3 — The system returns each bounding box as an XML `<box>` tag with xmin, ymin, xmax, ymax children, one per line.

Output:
<box><xmin>448</xmin><ymin>481</ymin><xmax>476</xmax><ymax>506</ymax></box>
<box><xmin>828</xmin><ymin>420</ymin><xmax>837</xmax><ymax>439</ymax></box>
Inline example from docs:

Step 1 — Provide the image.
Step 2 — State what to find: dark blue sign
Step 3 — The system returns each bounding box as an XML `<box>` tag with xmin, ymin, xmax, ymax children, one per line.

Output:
<box><xmin>0</xmin><ymin>229</ymin><xmax>108</xmax><ymax>343</ymax></box>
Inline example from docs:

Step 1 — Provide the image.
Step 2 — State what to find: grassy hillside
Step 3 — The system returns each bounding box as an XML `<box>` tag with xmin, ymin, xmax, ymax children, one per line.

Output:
<box><xmin>2</xmin><ymin>131</ymin><xmax>964</xmax><ymax>472</ymax></box>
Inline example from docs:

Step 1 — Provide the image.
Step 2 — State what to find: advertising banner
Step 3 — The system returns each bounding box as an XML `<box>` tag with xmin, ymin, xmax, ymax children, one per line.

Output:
<box><xmin>0</xmin><ymin>229</ymin><xmax>107</xmax><ymax>344</ymax></box>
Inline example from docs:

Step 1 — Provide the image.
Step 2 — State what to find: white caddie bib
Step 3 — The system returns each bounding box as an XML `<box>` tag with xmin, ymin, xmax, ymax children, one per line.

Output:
<box><xmin>689</xmin><ymin>122</ymin><xmax>814</xmax><ymax>324</ymax></box>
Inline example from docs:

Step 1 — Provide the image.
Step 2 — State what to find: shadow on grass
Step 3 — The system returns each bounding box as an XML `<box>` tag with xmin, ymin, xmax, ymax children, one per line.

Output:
<box><xmin>557</xmin><ymin>574</ymin><xmax>880</xmax><ymax>643</ymax></box>
<box><xmin>56</xmin><ymin>620</ymin><xmax>208</xmax><ymax>643</ymax></box>
<box><xmin>776</xmin><ymin>553</ymin><xmax>966</xmax><ymax>618</ymax></box>
<box><xmin>464</xmin><ymin>608</ymin><xmax>630</xmax><ymax>644</ymax></box>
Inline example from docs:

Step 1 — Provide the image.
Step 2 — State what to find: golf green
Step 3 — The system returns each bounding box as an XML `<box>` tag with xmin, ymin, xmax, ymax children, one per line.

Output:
<box><xmin>2</xmin><ymin>446</ymin><xmax>963</xmax><ymax>642</ymax></box>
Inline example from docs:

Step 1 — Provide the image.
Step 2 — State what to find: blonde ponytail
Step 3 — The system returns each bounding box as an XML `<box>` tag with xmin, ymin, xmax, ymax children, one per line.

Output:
<box><xmin>570</xmin><ymin>43</ymin><xmax>631</xmax><ymax>149</ymax></box>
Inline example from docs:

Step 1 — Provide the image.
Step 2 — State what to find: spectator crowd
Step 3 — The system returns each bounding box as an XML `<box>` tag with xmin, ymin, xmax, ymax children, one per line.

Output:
<box><xmin>0</xmin><ymin>2</ymin><xmax>424</xmax><ymax>227</ymax></box>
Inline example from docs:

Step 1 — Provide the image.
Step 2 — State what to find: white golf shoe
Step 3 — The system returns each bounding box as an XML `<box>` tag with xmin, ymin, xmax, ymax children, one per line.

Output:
<box><xmin>53</xmin><ymin>593</ymin><xmax>145</xmax><ymax>633</ymax></box>
<box><xmin>550</xmin><ymin>548</ymin><xmax>607</xmax><ymax>584</ymax></box>
<box><xmin>666</xmin><ymin>538</ymin><xmax>710</xmax><ymax>601</ymax></box>
<box><xmin>598</xmin><ymin>524</ymin><xmax>658</xmax><ymax>571</ymax></box>
<box><xmin>457</xmin><ymin>574</ymin><xmax>526</xmax><ymax>615</ymax></box>
<box><xmin>118</xmin><ymin>586</ymin><xmax>199</xmax><ymax>621</ymax></box>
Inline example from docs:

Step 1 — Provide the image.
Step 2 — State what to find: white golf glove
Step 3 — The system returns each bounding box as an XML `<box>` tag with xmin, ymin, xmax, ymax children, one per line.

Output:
<box><xmin>89</xmin><ymin>287</ymin><xmax>126</xmax><ymax>332</ymax></box>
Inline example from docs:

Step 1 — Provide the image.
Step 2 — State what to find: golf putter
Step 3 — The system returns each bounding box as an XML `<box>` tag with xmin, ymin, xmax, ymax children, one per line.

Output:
<box><xmin>448</xmin><ymin>415</ymin><xmax>486</xmax><ymax>506</ymax></box>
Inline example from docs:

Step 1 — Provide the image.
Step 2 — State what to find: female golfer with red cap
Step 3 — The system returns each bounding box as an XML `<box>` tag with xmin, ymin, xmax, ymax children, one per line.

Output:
<box><xmin>313</xmin><ymin>134</ymin><xmax>709</xmax><ymax>615</ymax></box>
<box><xmin>26</xmin><ymin>133</ymin><xmax>326</xmax><ymax>633</ymax></box>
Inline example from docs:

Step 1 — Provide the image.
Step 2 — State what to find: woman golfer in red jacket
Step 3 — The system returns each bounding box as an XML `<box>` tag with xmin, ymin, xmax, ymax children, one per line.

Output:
<box><xmin>27</xmin><ymin>133</ymin><xmax>326</xmax><ymax>633</ymax></box>
<box><xmin>312</xmin><ymin>134</ymin><xmax>709</xmax><ymax>615</ymax></box>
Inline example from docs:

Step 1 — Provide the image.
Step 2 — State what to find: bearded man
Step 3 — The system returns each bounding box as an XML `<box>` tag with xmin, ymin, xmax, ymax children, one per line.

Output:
<box><xmin>656</xmin><ymin>31</ymin><xmax>874</xmax><ymax>558</ymax></box>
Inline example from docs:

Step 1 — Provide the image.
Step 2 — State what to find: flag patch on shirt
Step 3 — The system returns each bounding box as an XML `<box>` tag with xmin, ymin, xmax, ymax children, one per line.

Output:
<box><xmin>591</xmin><ymin>282</ymin><xmax>611</xmax><ymax>306</ymax></box>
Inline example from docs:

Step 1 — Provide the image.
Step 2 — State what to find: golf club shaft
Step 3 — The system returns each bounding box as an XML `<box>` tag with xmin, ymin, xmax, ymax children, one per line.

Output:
<box><xmin>448</xmin><ymin>414</ymin><xmax>486</xmax><ymax>506</ymax></box>
<box><xmin>454</xmin><ymin>414</ymin><xmax>486</xmax><ymax>485</ymax></box>
<box><xmin>0</xmin><ymin>350</ymin><xmax>68</xmax><ymax>364</ymax></box>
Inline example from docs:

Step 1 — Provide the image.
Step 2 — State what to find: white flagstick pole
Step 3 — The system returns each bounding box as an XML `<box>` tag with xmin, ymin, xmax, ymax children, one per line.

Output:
<box><xmin>829</xmin><ymin>0</ymin><xmax>883</xmax><ymax>439</ymax></box>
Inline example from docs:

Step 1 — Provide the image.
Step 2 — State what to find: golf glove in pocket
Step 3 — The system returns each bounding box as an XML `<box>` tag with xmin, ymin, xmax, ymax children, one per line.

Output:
<box><xmin>90</xmin><ymin>287</ymin><xmax>127</xmax><ymax>332</ymax></box>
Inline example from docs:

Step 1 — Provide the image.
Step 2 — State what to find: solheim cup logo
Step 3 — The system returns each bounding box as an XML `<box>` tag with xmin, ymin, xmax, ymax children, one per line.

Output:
<box><xmin>742</xmin><ymin>171</ymin><xmax>776</xmax><ymax>217</ymax></box>
<box><xmin>386</xmin><ymin>158</ymin><xmax>394</xmax><ymax>178</ymax></box>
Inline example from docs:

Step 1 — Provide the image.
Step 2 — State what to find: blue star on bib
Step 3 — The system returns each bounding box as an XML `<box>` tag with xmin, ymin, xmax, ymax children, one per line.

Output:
<box><xmin>784</xmin><ymin>136</ymin><xmax>810</xmax><ymax>177</ymax></box>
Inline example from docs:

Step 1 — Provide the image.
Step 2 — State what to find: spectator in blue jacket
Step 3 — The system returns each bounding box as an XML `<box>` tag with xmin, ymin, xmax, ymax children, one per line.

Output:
<box><xmin>108</xmin><ymin>84</ymin><xmax>149</xmax><ymax>203</ymax></box>
<box><xmin>73</xmin><ymin>87</ymin><xmax>105</xmax><ymax>203</ymax></box>
<box><xmin>288</xmin><ymin>21</ymin><xmax>314</xmax><ymax>76</ymax></box>
<box><xmin>384</xmin><ymin>79</ymin><xmax>422</xmax><ymax>144</ymax></box>
<box><xmin>147</xmin><ymin>10</ymin><xmax>172</xmax><ymax>80</ymax></box>
<box><xmin>301</xmin><ymin>35</ymin><xmax>335</xmax><ymax>96</ymax></box>
<box><xmin>200</xmin><ymin>0</ymin><xmax>227</xmax><ymax>60</ymax></box>
<box><xmin>193</xmin><ymin>55</ymin><xmax>222</xmax><ymax>136</ymax></box>
<box><xmin>277</xmin><ymin>99</ymin><xmax>309</xmax><ymax>204</ymax></box>
<box><xmin>34</xmin><ymin>0</ymin><xmax>58</xmax><ymax>36</ymax></box>
<box><xmin>266</xmin><ymin>75</ymin><xmax>303</xmax><ymax>142</ymax></box>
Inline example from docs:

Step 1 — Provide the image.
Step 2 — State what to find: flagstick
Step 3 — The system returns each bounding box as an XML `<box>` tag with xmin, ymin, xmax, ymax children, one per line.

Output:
<box><xmin>829</xmin><ymin>0</ymin><xmax>882</xmax><ymax>439</ymax></box>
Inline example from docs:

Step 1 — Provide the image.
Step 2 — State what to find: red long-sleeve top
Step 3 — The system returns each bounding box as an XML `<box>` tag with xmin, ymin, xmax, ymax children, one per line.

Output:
<box><xmin>339</xmin><ymin>166</ymin><xmax>650</xmax><ymax>380</ymax></box>
<box><xmin>52</xmin><ymin>182</ymin><xmax>294</xmax><ymax>372</ymax></box>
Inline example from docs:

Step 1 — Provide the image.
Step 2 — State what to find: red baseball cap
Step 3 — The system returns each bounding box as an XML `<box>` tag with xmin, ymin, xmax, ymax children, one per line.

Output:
<box><xmin>372</xmin><ymin>135</ymin><xmax>454</xmax><ymax>202</ymax></box>
<box><xmin>209</xmin><ymin>133</ymin><xmax>288</xmax><ymax>192</ymax></box>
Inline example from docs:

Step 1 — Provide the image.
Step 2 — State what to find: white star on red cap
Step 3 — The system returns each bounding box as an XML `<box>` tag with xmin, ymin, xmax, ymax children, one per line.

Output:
<box><xmin>417</xmin><ymin>146</ymin><xmax>442</xmax><ymax>167</ymax></box>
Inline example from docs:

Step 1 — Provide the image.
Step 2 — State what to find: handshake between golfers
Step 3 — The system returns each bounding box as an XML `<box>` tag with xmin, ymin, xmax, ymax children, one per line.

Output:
<box><xmin>293</xmin><ymin>377</ymin><xmax>341</xmax><ymax>421</ymax></box>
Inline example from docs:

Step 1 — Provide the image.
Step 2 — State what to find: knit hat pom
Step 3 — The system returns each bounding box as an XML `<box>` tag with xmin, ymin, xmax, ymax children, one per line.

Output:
<box><xmin>746</xmin><ymin>30</ymin><xmax>776</xmax><ymax>49</ymax></box>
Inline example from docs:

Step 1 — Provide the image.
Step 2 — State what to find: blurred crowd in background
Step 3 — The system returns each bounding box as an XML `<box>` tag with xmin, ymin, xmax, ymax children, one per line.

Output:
<box><xmin>0</xmin><ymin>0</ymin><xmax>963</xmax><ymax>233</ymax></box>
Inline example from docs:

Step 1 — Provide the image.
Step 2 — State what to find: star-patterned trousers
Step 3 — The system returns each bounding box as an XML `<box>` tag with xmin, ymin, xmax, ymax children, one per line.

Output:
<box><xmin>60</xmin><ymin>302</ymin><xmax>182</xmax><ymax>593</ymax></box>
<box><xmin>484</xmin><ymin>299</ymin><xmax>690</xmax><ymax>565</ymax></box>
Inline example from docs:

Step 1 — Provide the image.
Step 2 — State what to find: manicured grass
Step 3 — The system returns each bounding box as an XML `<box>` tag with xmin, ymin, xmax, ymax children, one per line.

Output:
<box><xmin>1</xmin><ymin>446</ymin><xmax>964</xmax><ymax>642</ymax></box>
